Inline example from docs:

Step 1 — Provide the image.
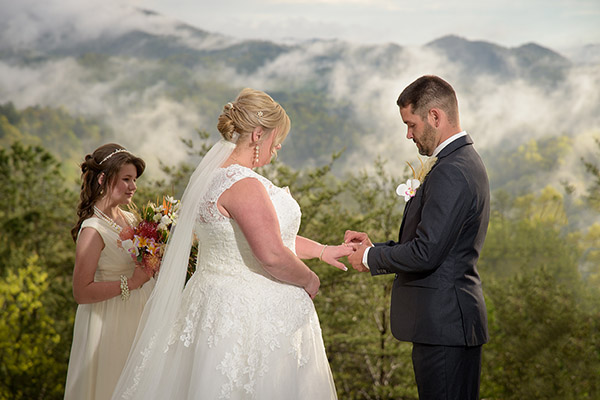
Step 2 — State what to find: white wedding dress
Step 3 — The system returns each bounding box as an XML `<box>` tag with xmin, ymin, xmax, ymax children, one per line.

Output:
<box><xmin>118</xmin><ymin>164</ymin><xmax>337</xmax><ymax>399</ymax></box>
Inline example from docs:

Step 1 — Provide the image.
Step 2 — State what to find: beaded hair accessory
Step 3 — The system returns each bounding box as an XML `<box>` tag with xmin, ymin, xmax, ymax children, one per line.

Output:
<box><xmin>99</xmin><ymin>148</ymin><xmax>131</xmax><ymax>165</ymax></box>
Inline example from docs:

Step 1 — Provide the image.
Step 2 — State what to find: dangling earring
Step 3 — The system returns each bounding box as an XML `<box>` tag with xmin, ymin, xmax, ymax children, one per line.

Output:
<box><xmin>253</xmin><ymin>145</ymin><xmax>260</xmax><ymax>165</ymax></box>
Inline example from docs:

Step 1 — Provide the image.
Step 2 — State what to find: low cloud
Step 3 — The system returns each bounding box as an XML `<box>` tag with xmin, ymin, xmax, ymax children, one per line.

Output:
<box><xmin>237</xmin><ymin>39</ymin><xmax>600</xmax><ymax>177</ymax></box>
<box><xmin>0</xmin><ymin>0</ymin><xmax>201</xmax><ymax>52</ymax></box>
<box><xmin>0</xmin><ymin>56</ymin><xmax>207</xmax><ymax>176</ymax></box>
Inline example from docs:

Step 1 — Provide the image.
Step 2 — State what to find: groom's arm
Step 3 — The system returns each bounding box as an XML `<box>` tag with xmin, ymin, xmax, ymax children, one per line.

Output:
<box><xmin>368</xmin><ymin>163</ymin><xmax>472</xmax><ymax>275</ymax></box>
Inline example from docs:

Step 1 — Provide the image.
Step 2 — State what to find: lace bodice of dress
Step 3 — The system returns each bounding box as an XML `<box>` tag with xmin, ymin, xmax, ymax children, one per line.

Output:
<box><xmin>194</xmin><ymin>164</ymin><xmax>301</xmax><ymax>278</ymax></box>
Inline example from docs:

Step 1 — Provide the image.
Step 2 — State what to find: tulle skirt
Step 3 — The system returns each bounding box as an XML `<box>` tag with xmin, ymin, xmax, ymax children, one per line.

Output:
<box><xmin>115</xmin><ymin>271</ymin><xmax>337</xmax><ymax>400</ymax></box>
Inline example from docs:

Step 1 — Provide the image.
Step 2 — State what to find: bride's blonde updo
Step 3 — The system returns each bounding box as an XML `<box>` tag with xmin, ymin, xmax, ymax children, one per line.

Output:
<box><xmin>217</xmin><ymin>88</ymin><xmax>290</xmax><ymax>147</ymax></box>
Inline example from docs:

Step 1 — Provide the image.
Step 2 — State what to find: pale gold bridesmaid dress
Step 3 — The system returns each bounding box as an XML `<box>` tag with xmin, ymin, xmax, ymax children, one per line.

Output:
<box><xmin>64</xmin><ymin>213</ymin><xmax>154</xmax><ymax>400</ymax></box>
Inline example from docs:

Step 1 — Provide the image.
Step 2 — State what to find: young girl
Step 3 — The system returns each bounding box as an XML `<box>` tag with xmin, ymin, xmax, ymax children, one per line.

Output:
<box><xmin>64</xmin><ymin>143</ymin><xmax>154</xmax><ymax>400</ymax></box>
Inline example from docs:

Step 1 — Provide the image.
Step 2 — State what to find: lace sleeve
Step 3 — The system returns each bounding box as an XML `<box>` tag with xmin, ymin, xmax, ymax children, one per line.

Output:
<box><xmin>197</xmin><ymin>165</ymin><xmax>263</xmax><ymax>223</ymax></box>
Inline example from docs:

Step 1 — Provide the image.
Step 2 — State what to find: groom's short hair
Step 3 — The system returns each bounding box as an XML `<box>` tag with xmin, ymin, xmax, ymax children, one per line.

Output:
<box><xmin>397</xmin><ymin>75</ymin><xmax>459</xmax><ymax>125</ymax></box>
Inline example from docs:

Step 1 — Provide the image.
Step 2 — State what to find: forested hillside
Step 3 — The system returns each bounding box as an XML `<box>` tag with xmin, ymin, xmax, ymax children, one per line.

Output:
<box><xmin>1</xmin><ymin>123</ymin><xmax>599</xmax><ymax>398</ymax></box>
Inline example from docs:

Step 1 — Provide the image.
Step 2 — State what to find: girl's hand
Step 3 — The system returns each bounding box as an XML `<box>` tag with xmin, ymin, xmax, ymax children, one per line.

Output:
<box><xmin>129</xmin><ymin>266</ymin><xmax>151</xmax><ymax>289</ymax></box>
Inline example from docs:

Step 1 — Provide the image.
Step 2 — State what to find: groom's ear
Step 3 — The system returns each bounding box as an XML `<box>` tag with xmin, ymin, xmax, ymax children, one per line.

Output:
<box><xmin>428</xmin><ymin>108</ymin><xmax>443</xmax><ymax>128</ymax></box>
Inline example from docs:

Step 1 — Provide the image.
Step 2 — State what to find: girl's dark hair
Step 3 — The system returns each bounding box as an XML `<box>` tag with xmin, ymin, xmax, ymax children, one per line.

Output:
<box><xmin>71</xmin><ymin>143</ymin><xmax>145</xmax><ymax>242</ymax></box>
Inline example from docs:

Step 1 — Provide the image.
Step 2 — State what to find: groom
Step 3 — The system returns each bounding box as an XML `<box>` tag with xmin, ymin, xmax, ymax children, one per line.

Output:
<box><xmin>346</xmin><ymin>75</ymin><xmax>490</xmax><ymax>400</ymax></box>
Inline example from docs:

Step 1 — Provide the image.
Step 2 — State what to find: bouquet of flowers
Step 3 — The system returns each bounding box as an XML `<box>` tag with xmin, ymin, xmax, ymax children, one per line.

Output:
<box><xmin>118</xmin><ymin>195</ymin><xmax>180</xmax><ymax>277</ymax></box>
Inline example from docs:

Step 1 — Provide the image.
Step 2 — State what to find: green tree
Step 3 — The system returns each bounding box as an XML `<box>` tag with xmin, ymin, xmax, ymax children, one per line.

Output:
<box><xmin>0</xmin><ymin>142</ymin><xmax>76</xmax><ymax>275</ymax></box>
<box><xmin>483</xmin><ymin>135</ymin><xmax>572</xmax><ymax>194</ymax></box>
<box><xmin>0</xmin><ymin>255</ymin><xmax>66</xmax><ymax>399</ymax></box>
<box><xmin>482</xmin><ymin>268</ymin><xmax>600</xmax><ymax>399</ymax></box>
<box><xmin>0</xmin><ymin>142</ymin><xmax>77</xmax><ymax>399</ymax></box>
<box><xmin>582</xmin><ymin>137</ymin><xmax>600</xmax><ymax>211</ymax></box>
<box><xmin>579</xmin><ymin>223</ymin><xmax>600</xmax><ymax>288</ymax></box>
<box><xmin>135</xmin><ymin>129</ymin><xmax>213</xmax><ymax>204</ymax></box>
<box><xmin>478</xmin><ymin>187</ymin><xmax>600</xmax><ymax>399</ymax></box>
<box><xmin>479</xmin><ymin>186</ymin><xmax>580</xmax><ymax>283</ymax></box>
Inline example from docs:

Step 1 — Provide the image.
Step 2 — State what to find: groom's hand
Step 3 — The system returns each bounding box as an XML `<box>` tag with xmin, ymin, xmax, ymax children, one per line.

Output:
<box><xmin>347</xmin><ymin>242</ymin><xmax>369</xmax><ymax>272</ymax></box>
<box><xmin>344</xmin><ymin>230</ymin><xmax>370</xmax><ymax>245</ymax></box>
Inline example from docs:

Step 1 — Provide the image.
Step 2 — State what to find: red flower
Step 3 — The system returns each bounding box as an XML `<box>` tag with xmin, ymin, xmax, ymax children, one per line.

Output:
<box><xmin>137</xmin><ymin>220</ymin><xmax>159</xmax><ymax>241</ymax></box>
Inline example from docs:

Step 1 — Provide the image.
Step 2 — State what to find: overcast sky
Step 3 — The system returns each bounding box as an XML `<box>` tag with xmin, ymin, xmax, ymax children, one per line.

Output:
<box><xmin>133</xmin><ymin>0</ymin><xmax>600</xmax><ymax>50</ymax></box>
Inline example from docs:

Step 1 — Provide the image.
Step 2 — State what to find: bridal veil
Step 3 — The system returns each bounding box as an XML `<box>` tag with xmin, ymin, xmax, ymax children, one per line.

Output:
<box><xmin>111</xmin><ymin>137</ymin><xmax>237</xmax><ymax>399</ymax></box>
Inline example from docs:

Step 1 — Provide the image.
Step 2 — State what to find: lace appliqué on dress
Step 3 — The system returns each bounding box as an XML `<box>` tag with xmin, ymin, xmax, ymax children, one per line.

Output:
<box><xmin>197</xmin><ymin>164</ymin><xmax>277</xmax><ymax>224</ymax></box>
<box><xmin>121</xmin><ymin>332</ymin><xmax>157</xmax><ymax>399</ymax></box>
<box><xmin>172</xmin><ymin>274</ymin><xmax>316</xmax><ymax>398</ymax></box>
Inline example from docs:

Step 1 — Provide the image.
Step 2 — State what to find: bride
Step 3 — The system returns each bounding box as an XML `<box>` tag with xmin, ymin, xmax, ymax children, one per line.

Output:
<box><xmin>112</xmin><ymin>88</ymin><xmax>351</xmax><ymax>399</ymax></box>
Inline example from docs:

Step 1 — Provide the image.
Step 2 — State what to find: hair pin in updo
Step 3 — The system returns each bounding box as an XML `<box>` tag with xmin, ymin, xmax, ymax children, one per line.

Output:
<box><xmin>99</xmin><ymin>148</ymin><xmax>131</xmax><ymax>165</ymax></box>
<box><xmin>257</xmin><ymin>111</ymin><xmax>263</xmax><ymax>118</ymax></box>
<box><xmin>227</xmin><ymin>102</ymin><xmax>235</xmax><ymax>110</ymax></box>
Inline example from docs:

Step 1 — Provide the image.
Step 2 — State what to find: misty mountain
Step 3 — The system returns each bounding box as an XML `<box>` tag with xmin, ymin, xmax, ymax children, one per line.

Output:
<box><xmin>41</xmin><ymin>28</ymin><xmax>292</xmax><ymax>76</ymax></box>
<box><xmin>1</xmin><ymin>6</ymin><xmax>571</xmax><ymax>90</ymax></box>
<box><xmin>562</xmin><ymin>43</ymin><xmax>600</xmax><ymax>65</ymax></box>
<box><xmin>1</xmin><ymin>6</ymin><xmax>599</xmax><ymax>207</ymax></box>
<box><xmin>426</xmin><ymin>35</ymin><xmax>571</xmax><ymax>86</ymax></box>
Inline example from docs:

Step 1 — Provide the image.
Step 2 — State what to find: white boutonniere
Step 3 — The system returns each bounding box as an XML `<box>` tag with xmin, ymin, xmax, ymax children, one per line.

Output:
<box><xmin>395</xmin><ymin>156</ymin><xmax>438</xmax><ymax>202</ymax></box>
<box><xmin>396</xmin><ymin>179</ymin><xmax>420</xmax><ymax>202</ymax></box>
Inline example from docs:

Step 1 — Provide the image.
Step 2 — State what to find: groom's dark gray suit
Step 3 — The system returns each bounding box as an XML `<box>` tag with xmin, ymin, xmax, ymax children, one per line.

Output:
<box><xmin>367</xmin><ymin>133</ymin><xmax>490</xmax><ymax>347</ymax></box>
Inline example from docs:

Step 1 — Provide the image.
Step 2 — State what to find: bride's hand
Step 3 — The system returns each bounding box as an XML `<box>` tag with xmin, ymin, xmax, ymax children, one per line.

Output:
<box><xmin>304</xmin><ymin>271</ymin><xmax>320</xmax><ymax>299</ymax></box>
<box><xmin>320</xmin><ymin>244</ymin><xmax>353</xmax><ymax>271</ymax></box>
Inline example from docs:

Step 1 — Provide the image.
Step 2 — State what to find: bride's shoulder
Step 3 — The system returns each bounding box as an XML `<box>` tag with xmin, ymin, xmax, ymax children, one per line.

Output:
<box><xmin>220</xmin><ymin>163</ymin><xmax>256</xmax><ymax>177</ymax></box>
<box><xmin>207</xmin><ymin>164</ymin><xmax>275</xmax><ymax>198</ymax></box>
<box><xmin>215</xmin><ymin>164</ymin><xmax>264</xmax><ymax>185</ymax></box>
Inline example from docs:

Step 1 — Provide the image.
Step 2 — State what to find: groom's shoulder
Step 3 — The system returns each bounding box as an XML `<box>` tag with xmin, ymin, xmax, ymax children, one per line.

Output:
<box><xmin>441</xmin><ymin>140</ymin><xmax>483</xmax><ymax>165</ymax></box>
<box><xmin>434</xmin><ymin>146</ymin><xmax>487</xmax><ymax>187</ymax></box>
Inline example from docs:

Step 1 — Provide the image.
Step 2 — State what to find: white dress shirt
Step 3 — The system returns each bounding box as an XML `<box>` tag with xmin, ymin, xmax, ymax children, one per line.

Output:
<box><xmin>361</xmin><ymin>131</ymin><xmax>468</xmax><ymax>269</ymax></box>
